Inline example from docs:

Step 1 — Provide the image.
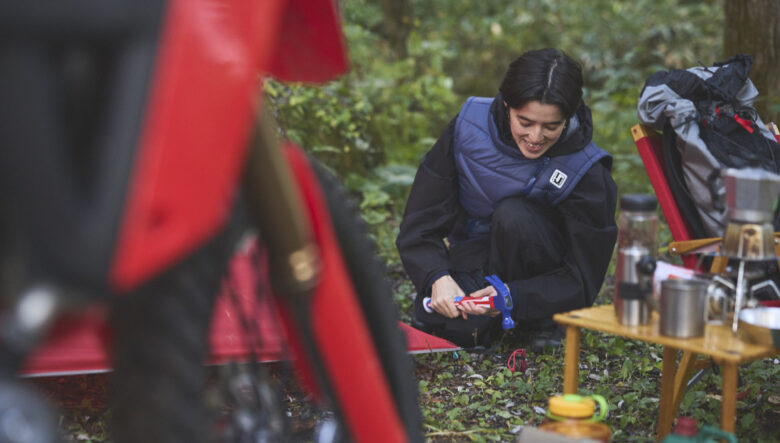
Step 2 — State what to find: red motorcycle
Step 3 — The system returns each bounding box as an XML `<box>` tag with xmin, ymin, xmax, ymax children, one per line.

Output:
<box><xmin>0</xmin><ymin>0</ymin><xmax>421</xmax><ymax>441</ymax></box>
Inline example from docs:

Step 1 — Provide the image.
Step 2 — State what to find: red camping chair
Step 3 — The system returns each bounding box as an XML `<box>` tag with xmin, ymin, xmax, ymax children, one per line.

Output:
<box><xmin>631</xmin><ymin>124</ymin><xmax>708</xmax><ymax>269</ymax></box>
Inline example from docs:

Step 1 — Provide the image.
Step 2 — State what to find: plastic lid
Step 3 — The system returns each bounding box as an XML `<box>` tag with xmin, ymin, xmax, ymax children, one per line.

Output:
<box><xmin>548</xmin><ymin>394</ymin><xmax>595</xmax><ymax>418</ymax></box>
<box><xmin>620</xmin><ymin>194</ymin><xmax>658</xmax><ymax>212</ymax></box>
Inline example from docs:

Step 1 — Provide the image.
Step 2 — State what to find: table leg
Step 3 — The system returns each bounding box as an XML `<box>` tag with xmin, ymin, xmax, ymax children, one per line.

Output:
<box><xmin>657</xmin><ymin>346</ymin><xmax>678</xmax><ymax>440</ymax></box>
<box><xmin>563</xmin><ymin>326</ymin><xmax>580</xmax><ymax>394</ymax></box>
<box><xmin>721</xmin><ymin>362</ymin><xmax>738</xmax><ymax>433</ymax></box>
<box><xmin>671</xmin><ymin>351</ymin><xmax>698</xmax><ymax>419</ymax></box>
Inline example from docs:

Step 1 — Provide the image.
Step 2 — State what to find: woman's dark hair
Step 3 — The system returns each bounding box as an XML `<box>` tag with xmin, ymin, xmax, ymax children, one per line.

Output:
<box><xmin>499</xmin><ymin>48</ymin><xmax>583</xmax><ymax>119</ymax></box>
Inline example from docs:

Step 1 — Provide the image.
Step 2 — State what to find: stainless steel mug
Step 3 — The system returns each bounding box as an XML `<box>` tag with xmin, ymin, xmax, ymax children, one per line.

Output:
<box><xmin>660</xmin><ymin>279</ymin><xmax>709</xmax><ymax>338</ymax></box>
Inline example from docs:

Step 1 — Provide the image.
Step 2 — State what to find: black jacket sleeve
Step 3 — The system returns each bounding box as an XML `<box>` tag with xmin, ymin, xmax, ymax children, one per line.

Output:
<box><xmin>395</xmin><ymin>118</ymin><xmax>463</xmax><ymax>293</ymax></box>
<box><xmin>507</xmin><ymin>160</ymin><xmax>618</xmax><ymax>321</ymax></box>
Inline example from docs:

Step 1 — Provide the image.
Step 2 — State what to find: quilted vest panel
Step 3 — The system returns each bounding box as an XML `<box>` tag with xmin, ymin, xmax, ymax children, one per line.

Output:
<box><xmin>453</xmin><ymin>96</ymin><xmax>608</xmax><ymax>220</ymax></box>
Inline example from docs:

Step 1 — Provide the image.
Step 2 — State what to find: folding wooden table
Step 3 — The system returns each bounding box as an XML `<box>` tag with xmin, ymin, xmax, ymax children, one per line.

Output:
<box><xmin>554</xmin><ymin>304</ymin><xmax>778</xmax><ymax>440</ymax></box>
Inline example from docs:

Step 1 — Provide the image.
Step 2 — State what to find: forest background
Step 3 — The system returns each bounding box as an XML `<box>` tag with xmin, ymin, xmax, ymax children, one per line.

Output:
<box><xmin>263</xmin><ymin>0</ymin><xmax>780</xmax><ymax>441</ymax></box>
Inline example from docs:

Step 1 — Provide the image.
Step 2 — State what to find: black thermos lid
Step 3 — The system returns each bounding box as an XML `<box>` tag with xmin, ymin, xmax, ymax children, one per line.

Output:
<box><xmin>620</xmin><ymin>194</ymin><xmax>658</xmax><ymax>212</ymax></box>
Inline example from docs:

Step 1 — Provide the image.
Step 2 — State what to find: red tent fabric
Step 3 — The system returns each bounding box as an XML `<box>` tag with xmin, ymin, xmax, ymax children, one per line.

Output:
<box><xmin>21</xmin><ymin>245</ymin><xmax>457</xmax><ymax>377</ymax></box>
<box><xmin>398</xmin><ymin>322</ymin><xmax>462</xmax><ymax>354</ymax></box>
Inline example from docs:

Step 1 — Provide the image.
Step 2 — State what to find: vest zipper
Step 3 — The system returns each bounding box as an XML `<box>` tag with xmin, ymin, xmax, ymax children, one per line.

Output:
<box><xmin>521</xmin><ymin>156</ymin><xmax>550</xmax><ymax>195</ymax></box>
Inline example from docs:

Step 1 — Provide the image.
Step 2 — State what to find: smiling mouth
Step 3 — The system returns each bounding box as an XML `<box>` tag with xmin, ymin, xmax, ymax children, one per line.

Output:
<box><xmin>524</xmin><ymin>140</ymin><xmax>547</xmax><ymax>149</ymax></box>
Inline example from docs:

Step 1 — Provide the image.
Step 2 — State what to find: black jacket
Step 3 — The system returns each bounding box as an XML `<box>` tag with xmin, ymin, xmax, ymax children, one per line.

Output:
<box><xmin>396</xmin><ymin>96</ymin><xmax>618</xmax><ymax>321</ymax></box>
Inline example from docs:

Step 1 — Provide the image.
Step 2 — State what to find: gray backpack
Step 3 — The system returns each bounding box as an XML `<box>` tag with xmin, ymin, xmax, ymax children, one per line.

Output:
<box><xmin>637</xmin><ymin>54</ymin><xmax>780</xmax><ymax>238</ymax></box>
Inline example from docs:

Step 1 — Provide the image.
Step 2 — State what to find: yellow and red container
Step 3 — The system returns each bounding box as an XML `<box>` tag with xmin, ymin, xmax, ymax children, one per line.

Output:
<box><xmin>539</xmin><ymin>394</ymin><xmax>611</xmax><ymax>442</ymax></box>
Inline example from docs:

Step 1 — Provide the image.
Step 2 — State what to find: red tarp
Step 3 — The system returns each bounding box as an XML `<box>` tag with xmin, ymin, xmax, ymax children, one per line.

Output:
<box><xmin>21</xmin><ymin>246</ymin><xmax>458</xmax><ymax>377</ymax></box>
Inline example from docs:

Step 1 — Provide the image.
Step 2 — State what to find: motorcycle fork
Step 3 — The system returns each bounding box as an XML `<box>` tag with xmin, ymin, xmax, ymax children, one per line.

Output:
<box><xmin>241</xmin><ymin>106</ymin><xmax>319</xmax><ymax>298</ymax></box>
<box><xmin>241</xmin><ymin>105</ymin><xmax>357</xmax><ymax>437</ymax></box>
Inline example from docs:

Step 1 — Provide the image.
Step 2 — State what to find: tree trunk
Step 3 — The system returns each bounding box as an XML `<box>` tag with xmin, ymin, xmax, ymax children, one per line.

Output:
<box><xmin>724</xmin><ymin>0</ymin><xmax>780</xmax><ymax>124</ymax></box>
<box><xmin>379</xmin><ymin>0</ymin><xmax>411</xmax><ymax>59</ymax></box>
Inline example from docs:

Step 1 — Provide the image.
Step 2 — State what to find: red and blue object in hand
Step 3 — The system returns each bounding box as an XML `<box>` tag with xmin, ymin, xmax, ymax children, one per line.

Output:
<box><xmin>423</xmin><ymin>274</ymin><xmax>516</xmax><ymax>330</ymax></box>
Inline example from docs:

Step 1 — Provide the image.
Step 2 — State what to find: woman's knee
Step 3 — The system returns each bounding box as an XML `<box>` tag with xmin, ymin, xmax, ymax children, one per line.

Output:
<box><xmin>492</xmin><ymin>197</ymin><xmax>545</xmax><ymax>234</ymax></box>
<box><xmin>491</xmin><ymin>197</ymin><xmax>565</xmax><ymax>253</ymax></box>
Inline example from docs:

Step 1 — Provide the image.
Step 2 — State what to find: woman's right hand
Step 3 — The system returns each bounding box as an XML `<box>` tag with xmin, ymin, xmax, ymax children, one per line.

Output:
<box><xmin>430</xmin><ymin>275</ymin><xmax>466</xmax><ymax>319</ymax></box>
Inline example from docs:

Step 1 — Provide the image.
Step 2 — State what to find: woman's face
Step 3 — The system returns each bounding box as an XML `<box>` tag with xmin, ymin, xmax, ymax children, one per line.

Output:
<box><xmin>505</xmin><ymin>100</ymin><xmax>566</xmax><ymax>159</ymax></box>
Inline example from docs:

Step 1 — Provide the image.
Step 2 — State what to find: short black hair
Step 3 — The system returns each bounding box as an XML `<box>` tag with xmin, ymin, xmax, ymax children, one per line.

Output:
<box><xmin>499</xmin><ymin>49</ymin><xmax>583</xmax><ymax>119</ymax></box>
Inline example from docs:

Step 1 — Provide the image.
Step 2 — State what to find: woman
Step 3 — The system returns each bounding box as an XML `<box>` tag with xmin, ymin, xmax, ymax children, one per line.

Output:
<box><xmin>396</xmin><ymin>49</ymin><xmax>617</xmax><ymax>350</ymax></box>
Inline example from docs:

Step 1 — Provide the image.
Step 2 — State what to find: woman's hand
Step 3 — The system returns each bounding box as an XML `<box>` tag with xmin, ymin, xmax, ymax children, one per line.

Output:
<box><xmin>457</xmin><ymin>286</ymin><xmax>502</xmax><ymax>318</ymax></box>
<box><xmin>430</xmin><ymin>275</ymin><xmax>466</xmax><ymax>319</ymax></box>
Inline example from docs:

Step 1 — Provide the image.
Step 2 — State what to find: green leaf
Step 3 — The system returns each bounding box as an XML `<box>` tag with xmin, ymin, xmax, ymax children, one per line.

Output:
<box><xmin>361</xmin><ymin>210</ymin><xmax>388</xmax><ymax>224</ymax></box>
<box><xmin>741</xmin><ymin>413</ymin><xmax>755</xmax><ymax>428</ymax></box>
<box><xmin>311</xmin><ymin>145</ymin><xmax>342</xmax><ymax>154</ymax></box>
<box><xmin>446</xmin><ymin>407</ymin><xmax>463</xmax><ymax>420</ymax></box>
<box><xmin>359</xmin><ymin>188</ymin><xmax>391</xmax><ymax>209</ymax></box>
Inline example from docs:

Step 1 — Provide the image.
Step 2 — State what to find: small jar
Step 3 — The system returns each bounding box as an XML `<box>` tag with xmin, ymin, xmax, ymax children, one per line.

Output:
<box><xmin>538</xmin><ymin>394</ymin><xmax>611</xmax><ymax>442</ymax></box>
<box><xmin>617</xmin><ymin>194</ymin><xmax>658</xmax><ymax>251</ymax></box>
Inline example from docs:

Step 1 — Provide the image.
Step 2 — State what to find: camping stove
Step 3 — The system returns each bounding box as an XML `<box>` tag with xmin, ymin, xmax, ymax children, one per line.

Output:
<box><xmin>716</xmin><ymin>167</ymin><xmax>780</xmax><ymax>333</ymax></box>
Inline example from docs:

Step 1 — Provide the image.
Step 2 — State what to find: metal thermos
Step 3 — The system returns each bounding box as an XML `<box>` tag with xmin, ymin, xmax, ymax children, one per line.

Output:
<box><xmin>614</xmin><ymin>195</ymin><xmax>658</xmax><ymax>326</ymax></box>
<box><xmin>616</xmin><ymin>246</ymin><xmax>652</xmax><ymax>325</ymax></box>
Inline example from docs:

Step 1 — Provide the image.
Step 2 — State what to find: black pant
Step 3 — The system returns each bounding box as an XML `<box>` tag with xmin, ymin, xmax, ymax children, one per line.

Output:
<box><xmin>414</xmin><ymin>197</ymin><xmax>566</xmax><ymax>348</ymax></box>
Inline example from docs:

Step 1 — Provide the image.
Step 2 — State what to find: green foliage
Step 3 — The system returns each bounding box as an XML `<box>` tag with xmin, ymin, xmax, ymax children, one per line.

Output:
<box><xmin>264</xmin><ymin>0</ymin><xmax>726</xmax><ymax>264</ymax></box>
<box><xmin>265</xmin><ymin>6</ymin><xmax>459</xmax><ymax>172</ymax></box>
<box><xmin>264</xmin><ymin>77</ymin><xmax>381</xmax><ymax>176</ymax></box>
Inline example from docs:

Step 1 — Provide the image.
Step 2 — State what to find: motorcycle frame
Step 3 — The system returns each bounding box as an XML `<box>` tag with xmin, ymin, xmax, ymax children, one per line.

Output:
<box><xmin>0</xmin><ymin>0</ymin><xmax>410</xmax><ymax>441</ymax></box>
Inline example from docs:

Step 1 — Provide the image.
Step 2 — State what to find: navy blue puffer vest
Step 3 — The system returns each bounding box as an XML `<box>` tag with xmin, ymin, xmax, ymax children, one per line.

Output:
<box><xmin>454</xmin><ymin>97</ymin><xmax>609</xmax><ymax>221</ymax></box>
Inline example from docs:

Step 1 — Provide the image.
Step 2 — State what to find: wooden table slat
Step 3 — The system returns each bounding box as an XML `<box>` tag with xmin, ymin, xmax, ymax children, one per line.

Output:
<box><xmin>553</xmin><ymin>304</ymin><xmax>776</xmax><ymax>363</ymax></box>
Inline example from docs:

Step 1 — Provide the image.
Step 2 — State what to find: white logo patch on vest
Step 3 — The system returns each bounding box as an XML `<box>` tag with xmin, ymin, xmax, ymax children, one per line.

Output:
<box><xmin>550</xmin><ymin>169</ymin><xmax>568</xmax><ymax>189</ymax></box>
